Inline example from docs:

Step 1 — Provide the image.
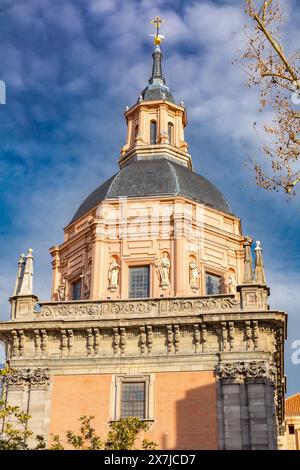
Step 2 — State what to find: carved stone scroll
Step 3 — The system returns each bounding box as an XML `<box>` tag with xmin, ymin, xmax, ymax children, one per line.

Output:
<box><xmin>38</xmin><ymin>295</ymin><xmax>240</xmax><ymax>320</ymax></box>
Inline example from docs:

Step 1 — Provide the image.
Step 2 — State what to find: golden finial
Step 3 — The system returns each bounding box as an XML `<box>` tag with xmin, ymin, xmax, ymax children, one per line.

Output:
<box><xmin>150</xmin><ymin>16</ymin><xmax>165</xmax><ymax>45</ymax></box>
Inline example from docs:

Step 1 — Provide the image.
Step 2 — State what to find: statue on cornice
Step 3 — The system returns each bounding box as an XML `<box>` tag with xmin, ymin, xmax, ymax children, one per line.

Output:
<box><xmin>228</xmin><ymin>273</ymin><xmax>237</xmax><ymax>296</ymax></box>
<box><xmin>189</xmin><ymin>260</ymin><xmax>200</xmax><ymax>290</ymax></box>
<box><xmin>84</xmin><ymin>265</ymin><xmax>91</xmax><ymax>297</ymax></box>
<box><xmin>57</xmin><ymin>280</ymin><xmax>66</xmax><ymax>301</ymax></box>
<box><xmin>108</xmin><ymin>258</ymin><xmax>120</xmax><ymax>289</ymax></box>
<box><xmin>158</xmin><ymin>253</ymin><xmax>170</xmax><ymax>289</ymax></box>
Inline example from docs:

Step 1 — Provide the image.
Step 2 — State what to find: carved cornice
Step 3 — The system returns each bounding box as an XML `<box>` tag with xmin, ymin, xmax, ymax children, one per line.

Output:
<box><xmin>37</xmin><ymin>296</ymin><xmax>240</xmax><ymax>320</ymax></box>
<box><xmin>216</xmin><ymin>361</ymin><xmax>277</xmax><ymax>384</ymax></box>
<box><xmin>5</xmin><ymin>368</ymin><xmax>50</xmax><ymax>391</ymax></box>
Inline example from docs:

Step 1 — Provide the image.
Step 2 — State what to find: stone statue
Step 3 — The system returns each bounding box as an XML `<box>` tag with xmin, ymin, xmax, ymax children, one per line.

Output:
<box><xmin>228</xmin><ymin>273</ymin><xmax>237</xmax><ymax>295</ymax></box>
<box><xmin>158</xmin><ymin>253</ymin><xmax>170</xmax><ymax>289</ymax></box>
<box><xmin>108</xmin><ymin>258</ymin><xmax>120</xmax><ymax>289</ymax></box>
<box><xmin>57</xmin><ymin>281</ymin><xmax>66</xmax><ymax>301</ymax></box>
<box><xmin>84</xmin><ymin>265</ymin><xmax>91</xmax><ymax>293</ymax></box>
<box><xmin>189</xmin><ymin>260</ymin><xmax>200</xmax><ymax>289</ymax></box>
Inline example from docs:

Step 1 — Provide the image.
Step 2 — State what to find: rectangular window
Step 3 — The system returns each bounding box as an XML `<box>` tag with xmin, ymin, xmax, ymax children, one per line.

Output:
<box><xmin>289</xmin><ymin>425</ymin><xmax>295</xmax><ymax>435</ymax></box>
<box><xmin>168</xmin><ymin>123</ymin><xmax>174</xmax><ymax>146</ymax></box>
<box><xmin>121</xmin><ymin>382</ymin><xmax>145</xmax><ymax>419</ymax></box>
<box><xmin>150</xmin><ymin>121</ymin><xmax>157</xmax><ymax>145</ymax></box>
<box><xmin>205</xmin><ymin>272</ymin><xmax>222</xmax><ymax>295</ymax></box>
<box><xmin>72</xmin><ymin>279</ymin><xmax>82</xmax><ymax>300</ymax></box>
<box><xmin>129</xmin><ymin>266</ymin><xmax>150</xmax><ymax>298</ymax></box>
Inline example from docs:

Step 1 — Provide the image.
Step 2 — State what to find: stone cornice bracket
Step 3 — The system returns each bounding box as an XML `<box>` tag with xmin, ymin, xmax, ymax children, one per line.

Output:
<box><xmin>5</xmin><ymin>368</ymin><xmax>50</xmax><ymax>391</ymax></box>
<box><xmin>215</xmin><ymin>361</ymin><xmax>277</xmax><ymax>385</ymax></box>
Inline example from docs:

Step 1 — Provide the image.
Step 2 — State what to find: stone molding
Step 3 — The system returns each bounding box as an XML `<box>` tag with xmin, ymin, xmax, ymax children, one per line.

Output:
<box><xmin>5</xmin><ymin>368</ymin><xmax>50</xmax><ymax>391</ymax></box>
<box><xmin>38</xmin><ymin>295</ymin><xmax>240</xmax><ymax>320</ymax></box>
<box><xmin>216</xmin><ymin>361</ymin><xmax>277</xmax><ymax>384</ymax></box>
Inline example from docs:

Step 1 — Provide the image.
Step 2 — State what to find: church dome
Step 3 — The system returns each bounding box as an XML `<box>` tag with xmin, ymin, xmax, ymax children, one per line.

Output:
<box><xmin>71</xmin><ymin>159</ymin><xmax>232</xmax><ymax>223</ymax></box>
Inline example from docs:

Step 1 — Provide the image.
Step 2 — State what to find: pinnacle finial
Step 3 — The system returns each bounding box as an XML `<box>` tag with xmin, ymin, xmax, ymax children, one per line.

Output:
<box><xmin>18</xmin><ymin>248</ymin><xmax>35</xmax><ymax>295</ymax></box>
<box><xmin>149</xmin><ymin>16</ymin><xmax>165</xmax><ymax>46</ymax></box>
<box><xmin>148</xmin><ymin>18</ymin><xmax>166</xmax><ymax>86</ymax></box>
<box><xmin>140</xmin><ymin>17</ymin><xmax>175</xmax><ymax>103</ymax></box>
<box><xmin>243</xmin><ymin>237</ymin><xmax>255</xmax><ymax>284</ymax></box>
<box><xmin>13</xmin><ymin>253</ymin><xmax>26</xmax><ymax>296</ymax></box>
<box><xmin>254</xmin><ymin>240</ymin><xmax>267</xmax><ymax>285</ymax></box>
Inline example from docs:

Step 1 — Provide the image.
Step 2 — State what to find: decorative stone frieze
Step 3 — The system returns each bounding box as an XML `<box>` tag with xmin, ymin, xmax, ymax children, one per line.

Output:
<box><xmin>5</xmin><ymin>368</ymin><xmax>50</xmax><ymax>391</ymax></box>
<box><xmin>216</xmin><ymin>361</ymin><xmax>277</xmax><ymax>384</ymax></box>
<box><xmin>37</xmin><ymin>295</ymin><xmax>240</xmax><ymax>320</ymax></box>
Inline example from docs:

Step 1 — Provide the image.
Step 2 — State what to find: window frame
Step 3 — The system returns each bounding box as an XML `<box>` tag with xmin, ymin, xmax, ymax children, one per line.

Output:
<box><xmin>128</xmin><ymin>265</ymin><xmax>150</xmax><ymax>299</ymax></box>
<box><xmin>168</xmin><ymin>122</ymin><xmax>174</xmax><ymax>146</ymax></box>
<box><xmin>205</xmin><ymin>271</ymin><xmax>223</xmax><ymax>296</ymax></box>
<box><xmin>150</xmin><ymin>120</ymin><xmax>157</xmax><ymax>145</ymax></box>
<box><xmin>288</xmin><ymin>424</ymin><xmax>295</xmax><ymax>435</ymax></box>
<box><xmin>71</xmin><ymin>278</ymin><xmax>82</xmax><ymax>301</ymax></box>
<box><xmin>112</xmin><ymin>375</ymin><xmax>154</xmax><ymax>421</ymax></box>
<box><xmin>120</xmin><ymin>381</ymin><xmax>146</xmax><ymax>420</ymax></box>
<box><xmin>134</xmin><ymin>124</ymin><xmax>139</xmax><ymax>143</ymax></box>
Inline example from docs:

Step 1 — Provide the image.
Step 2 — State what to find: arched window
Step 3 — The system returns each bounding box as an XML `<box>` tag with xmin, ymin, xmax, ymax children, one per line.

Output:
<box><xmin>150</xmin><ymin>121</ymin><xmax>157</xmax><ymax>145</ymax></box>
<box><xmin>168</xmin><ymin>122</ymin><xmax>174</xmax><ymax>146</ymax></box>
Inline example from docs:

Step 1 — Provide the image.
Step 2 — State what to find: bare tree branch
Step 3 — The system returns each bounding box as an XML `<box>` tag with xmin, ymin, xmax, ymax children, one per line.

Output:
<box><xmin>242</xmin><ymin>0</ymin><xmax>300</xmax><ymax>194</ymax></box>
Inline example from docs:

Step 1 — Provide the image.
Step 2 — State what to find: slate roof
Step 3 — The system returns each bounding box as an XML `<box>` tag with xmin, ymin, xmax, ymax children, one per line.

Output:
<box><xmin>71</xmin><ymin>158</ymin><xmax>232</xmax><ymax>223</ymax></box>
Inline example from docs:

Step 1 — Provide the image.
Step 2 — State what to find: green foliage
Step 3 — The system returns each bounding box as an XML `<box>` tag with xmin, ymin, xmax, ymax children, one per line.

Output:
<box><xmin>141</xmin><ymin>438</ymin><xmax>158</xmax><ymax>450</ymax></box>
<box><xmin>49</xmin><ymin>434</ymin><xmax>65</xmax><ymax>450</ymax></box>
<box><xmin>105</xmin><ymin>416</ymin><xmax>149</xmax><ymax>450</ymax></box>
<box><xmin>0</xmin><ymin>365</ymin><xmax>46</xmax><ymax>450</ymax></box>
<box><xmin>1</xmin><ymin>365</ymin><xmax>157</xmax><ymax>451</ymax></box>
<box><xmin>0</xmin><ymin>400</ymin><xmax>46</xmax><ymax>450</ymax></box>
<box><xmin>65</xmin><ymin>415</ymin><xmax>103</xmax><ymax>450</ymax></box>
<box><xmin>49</xmin><ymin>415</ymin><xmax>157</xmax><ymax>450</ymax></box>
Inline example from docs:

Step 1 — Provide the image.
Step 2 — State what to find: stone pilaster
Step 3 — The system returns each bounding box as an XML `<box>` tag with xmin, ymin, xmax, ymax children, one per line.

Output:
<box><xmin>216</xmin><ymin>361</ymin><xmax>277</xmax><ymax>450</ymax></box>
<box><xmin>4</xmin><ymin>368</ymin><xmax>51</xmax><ymax>446</ymax></box>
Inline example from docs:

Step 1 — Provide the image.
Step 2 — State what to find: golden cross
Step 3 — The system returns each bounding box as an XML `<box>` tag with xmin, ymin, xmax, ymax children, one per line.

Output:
<box><xmin>150</xmin><ymin>16</ymin><xmax>165</xmax><ymax>37</ymax></box>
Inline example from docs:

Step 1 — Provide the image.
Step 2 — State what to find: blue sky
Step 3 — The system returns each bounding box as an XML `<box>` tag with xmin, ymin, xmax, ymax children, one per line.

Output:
<box><xmin>0</xmin><ymin>0</ymin><xmax>299</xmax><ymax>396</ymax></box>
